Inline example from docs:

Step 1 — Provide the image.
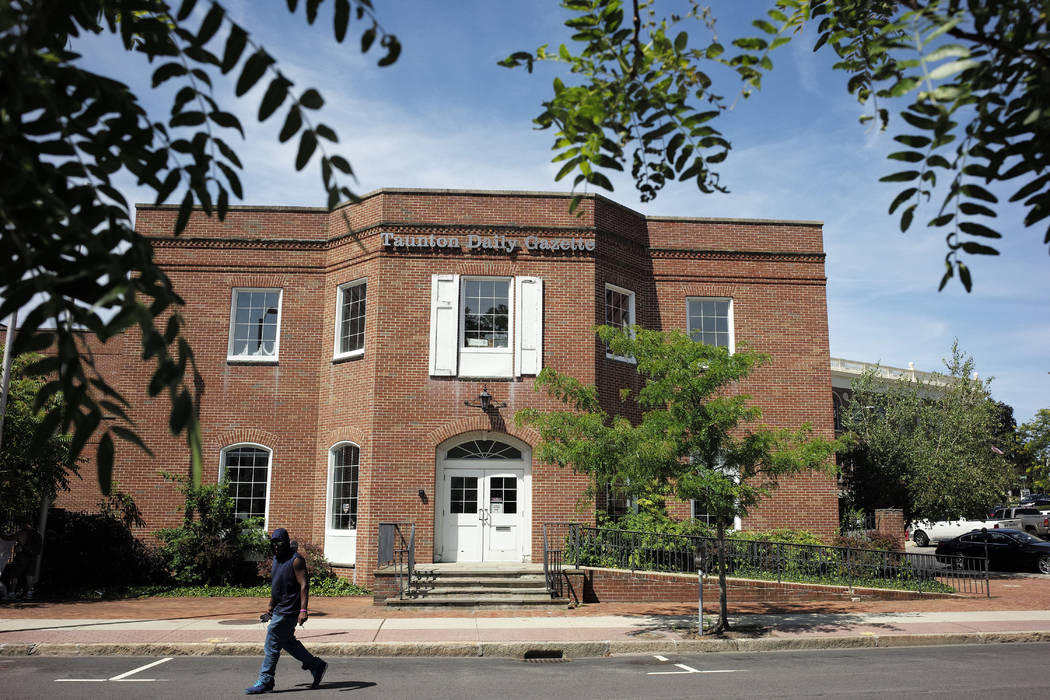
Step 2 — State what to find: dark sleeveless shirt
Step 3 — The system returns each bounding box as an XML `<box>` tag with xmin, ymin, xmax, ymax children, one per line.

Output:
<box><xmin>271</xmin><ymin>552</ymin><xmax>304</xmax><ymax>615</ymax></box>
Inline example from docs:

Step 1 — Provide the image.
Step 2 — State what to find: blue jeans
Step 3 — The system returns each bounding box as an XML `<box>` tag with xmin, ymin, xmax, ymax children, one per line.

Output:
<box><xmin>256</xmin><ymin>611</ymin><xmax>322</xmax><ymax>687</ymax></box>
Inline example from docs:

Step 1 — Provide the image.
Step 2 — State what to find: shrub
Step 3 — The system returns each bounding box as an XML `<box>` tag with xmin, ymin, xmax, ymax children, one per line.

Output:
<box><xmin>155</xmin><ymin>474</ymin><xmax>268</xmax><ymax>586</ymax></box>
<box><xmin>256</xmin><ymin>539</ymin><xmax>336</xmax><ymax>582</ymax></box>
<box><xmin>40</xmin><ymin>490</ymin><xmax>168</xmax><ymax>593</ymax></box>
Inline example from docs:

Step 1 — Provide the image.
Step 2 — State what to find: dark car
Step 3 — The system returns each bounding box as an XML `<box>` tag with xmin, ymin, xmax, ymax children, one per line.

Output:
<box><xmin>935</xmin><ymin>528</ymin><xmax>1050</xmax><ymax>574</ymax></box>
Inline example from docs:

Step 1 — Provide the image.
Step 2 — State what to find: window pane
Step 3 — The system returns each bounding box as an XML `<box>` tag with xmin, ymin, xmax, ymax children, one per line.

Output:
<box><xmin>329</xmin><ymin>444</ymin><xmax>359</xmax><ymax>530</ymax></box>
<box><xmin>688</xmin><ymin>298</ymin><xmax>730</xmax><ymax>348</ymax></box>
<box><xmin>446</xmin><ymin>440</ymin><xmax>522</xmax><ymax>459</ymax></box>
<box><xmin>463</xmin><ymin>280</ymin><xmax>509</xmax><ymax>348</ymax></box>
<box><xmin>338</xmin><ymin>282</ymin><xmax>367</xmax><ymax>354</ymax></box>
<box><xmin>231</xmin><ymin>290</ymin><xmax>280</xmax><ymax>357</ymax></box>
<box><xmin>223</xmin><ymin>447</ymin><xmax>270</xmax><ymax>522</ymax></box>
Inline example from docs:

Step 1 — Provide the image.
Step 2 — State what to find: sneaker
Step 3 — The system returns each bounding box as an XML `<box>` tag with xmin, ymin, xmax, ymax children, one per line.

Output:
<box><xmin>310</xmin><ymin>660</ymin><xmax>327</xmax><ymax>688</ymax></box>
<box><xmin>244</xmin><ymin>682</ymin><xmax>273</xmax><ymax>695</ymax></box>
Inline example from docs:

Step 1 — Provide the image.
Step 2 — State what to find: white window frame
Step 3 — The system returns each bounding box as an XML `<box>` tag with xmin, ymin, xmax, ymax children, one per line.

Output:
<box><xmin>219</xmin><ymin>443</ymin><xmax>273</xmax><ymax>530</ymax></box>
<box><xmin>333</xmin><ymin>278</ymin><xmax>367</xmax><ymax>360</ymax></box>
<box><xmin>327</xmin><ymin>442</ymin><xmax>360</xmax><ymax>532</ymax></box>
<box><xmin>686</xmin><ymin>297</ymin><xmax>734</xmax><ymax>353</ymax></box>
<box><xmin>458</xmin><ymin>276</ymin><xmax>514</xmax><ymax>378</ymax></box>
<box><xmin>227</xmin><ymin>288</ymin><xmax>283</xmax><ymax>362</ymax></box>
<box><xmin>604</xmin><ymin>283</ymin><xmax>636</xmax><ymax>363</ymax></box>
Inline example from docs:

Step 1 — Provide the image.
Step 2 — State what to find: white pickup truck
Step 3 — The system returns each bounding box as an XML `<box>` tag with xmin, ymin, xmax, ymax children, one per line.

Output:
<box><xmin>910</xmin><ymin>517</ymin><xmax>1023</xmax><ymax>547</ymax></box>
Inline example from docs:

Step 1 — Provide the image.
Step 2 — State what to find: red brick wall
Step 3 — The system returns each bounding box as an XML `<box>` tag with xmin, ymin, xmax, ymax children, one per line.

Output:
<box><xmin>60</xmin><ymin>189</ymin><xmax>837</xmax><ymax>585</ymax></box>
<box><xmin>564</xmin><ymin>567</ymin><xmax>947</xmax><ymax>603</ymax></box>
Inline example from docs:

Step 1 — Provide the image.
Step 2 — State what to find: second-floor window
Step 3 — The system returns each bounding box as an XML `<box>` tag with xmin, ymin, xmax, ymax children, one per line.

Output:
<box><xmin>228</xmin><ymin>288</ymin><xmax>282</xmax><ymax>361</ymax></box>
<box><xmin>687</xmin><ymin>297</ymin><xmax>733</xmax><ymax>351</ymax></box>
<box><xmin>334</xmin><ymin>279</ymin><xmax>367</xmax><ymax>359</ymax></box>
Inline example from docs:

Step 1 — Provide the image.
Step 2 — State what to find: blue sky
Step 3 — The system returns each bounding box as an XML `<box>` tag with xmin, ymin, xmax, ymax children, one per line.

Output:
<box><xmin>76</xmin><ymin>1</ymin><xmax>1049</xmax><ymax>424</ymax></box>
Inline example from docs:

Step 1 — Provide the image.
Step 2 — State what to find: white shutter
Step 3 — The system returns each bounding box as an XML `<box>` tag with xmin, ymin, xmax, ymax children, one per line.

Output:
<box><xmin>514</xmin><ymin>276</ymin><xmax>543</xmax><ymax>376</ymax></box>
<box><xmin>429</xmin><ymin>274</ymin><xmax>460</xmax><ymax>376</ymax></box>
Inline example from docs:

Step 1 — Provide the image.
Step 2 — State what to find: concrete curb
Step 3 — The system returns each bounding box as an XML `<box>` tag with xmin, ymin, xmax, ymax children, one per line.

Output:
<box><xmin>3</xmin><ymin>631</ymin><xmax>1050</xmax><ymax>658</ymax></box>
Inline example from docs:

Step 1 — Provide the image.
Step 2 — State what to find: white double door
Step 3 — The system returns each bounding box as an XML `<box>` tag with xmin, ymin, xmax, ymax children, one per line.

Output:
<box><xmin>440</xmin><ymin>467</ymin><xmax>524</xmax><ymax>562</ymax></box>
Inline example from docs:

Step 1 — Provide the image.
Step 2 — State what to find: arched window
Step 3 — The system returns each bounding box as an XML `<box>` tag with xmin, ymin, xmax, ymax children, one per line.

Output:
<box><xmin>220</xmin><ymin>444</ymin><xmax>272</xmax><ymax>526</ymax></box>
<box><xmin>329</xmin><ymin>443</ymin><xmax>359</xmax><ymax>530</ymax></box>
<box><xmin>446</xmin><ymin>440</ymin><xmax>522</xmax><ymax>460</ymax></box>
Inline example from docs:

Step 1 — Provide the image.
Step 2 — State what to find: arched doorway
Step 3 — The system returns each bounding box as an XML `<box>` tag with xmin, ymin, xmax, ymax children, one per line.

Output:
<box><xmin>435</xmin><ymin>432</ymin><xmax>531</xmax><ymax>562</ymax></box>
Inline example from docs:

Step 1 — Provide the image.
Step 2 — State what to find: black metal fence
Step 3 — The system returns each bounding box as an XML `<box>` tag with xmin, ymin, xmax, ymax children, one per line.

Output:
<box><xmin>541</xmin><ymin>524</ymin><xmax>989</xmax><ymax>597</ymax></box>
<box><xmin>377</xmin><ymin>522</ymin><xmax>415</xmax><ymax>599</ymax></box>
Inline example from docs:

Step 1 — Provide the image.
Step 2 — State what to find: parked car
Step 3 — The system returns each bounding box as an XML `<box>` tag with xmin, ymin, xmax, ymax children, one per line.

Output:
<box><xmin>989</xmin><ymin>507</ymin><xmax>1050</xmax><ymax>537</ymax></box>
<box><xmin>1020</xmin><ymin>496</ymin><xmax>1050</xmax><ymax>510</ymax></box>
<box><xmin>909</xmin><ymin>517</ymin><xmax>1022</xmax><ymax>547</ymax></box>
<box><xmin>935</xmin><ymin>528</ymin><xmax>1050</xmax><ymax>574</ymax></box>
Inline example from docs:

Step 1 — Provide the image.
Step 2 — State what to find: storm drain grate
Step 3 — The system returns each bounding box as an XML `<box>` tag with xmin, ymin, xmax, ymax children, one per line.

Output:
<box><xmin>522</xmin><ymin>649</ymin><xmax>569</xmax><ymax>663</ymax></box>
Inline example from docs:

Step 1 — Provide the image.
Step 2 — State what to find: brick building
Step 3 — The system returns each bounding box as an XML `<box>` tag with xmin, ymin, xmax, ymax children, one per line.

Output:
<box><xmin>55</xmin><ymin>188</ymin><xmax>837</xmax><ymax>584</ymax></box>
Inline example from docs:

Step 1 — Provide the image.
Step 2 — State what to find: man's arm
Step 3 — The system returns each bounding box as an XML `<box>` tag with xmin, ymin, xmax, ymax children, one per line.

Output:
<box><xmin>293</xmin><ymin>555</ymin><xmax>309</xmax><ymax>625</ymax></box>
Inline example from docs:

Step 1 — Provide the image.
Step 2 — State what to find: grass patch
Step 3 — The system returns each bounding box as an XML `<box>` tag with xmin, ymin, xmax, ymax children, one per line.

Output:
<box><xmin>41</xmin><ymin>579</ymin><xmax>370</xmax><ymax>600</ymax></box>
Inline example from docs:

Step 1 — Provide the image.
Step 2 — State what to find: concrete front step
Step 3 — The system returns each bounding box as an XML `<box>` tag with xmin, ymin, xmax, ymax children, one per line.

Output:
<box><xmin>391</xmin><ymin>564</ymin><xmax>558</xmax><ymax>608</ymax></box>
<box><xmin>387</xmin><ymin>594</ymin><xmax>570</xmax><ymax>608</ymax></box>
<box><xmin>412</xmin><ymin>576</ymin><xmax>546</xmax><ymax>588</ymax></box>
<box><xmin>409</xmin><ymin>587</ymin><xmax>551</xmax><ymax>597</ymax></box>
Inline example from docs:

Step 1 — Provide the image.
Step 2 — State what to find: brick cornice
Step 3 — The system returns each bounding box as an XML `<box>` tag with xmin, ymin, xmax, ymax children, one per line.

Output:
<box><xmin>650</xmin><ymin>248</ymin><xmax>825</xmax><ymax>263</ymax></box>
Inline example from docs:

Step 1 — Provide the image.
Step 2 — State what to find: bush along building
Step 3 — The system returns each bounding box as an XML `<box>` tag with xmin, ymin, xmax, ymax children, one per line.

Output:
<box><xmin>56</xmin><ymin>189</ymin><xmax>838</xmax><ymax>585</ymax></box>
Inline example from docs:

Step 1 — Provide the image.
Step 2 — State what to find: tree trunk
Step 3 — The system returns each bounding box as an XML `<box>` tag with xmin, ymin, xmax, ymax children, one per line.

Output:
<box><xmin>710</xmin><ymin>520</ymin><xmax>731</xmax><ymax>634</ymax></box>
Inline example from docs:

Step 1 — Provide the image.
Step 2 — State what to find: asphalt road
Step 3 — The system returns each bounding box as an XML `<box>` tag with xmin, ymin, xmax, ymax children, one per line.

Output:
<box><xmin>2</xmin><ymin>643</ymin><xmax>1049</xmax><ymax>699</ymax></box>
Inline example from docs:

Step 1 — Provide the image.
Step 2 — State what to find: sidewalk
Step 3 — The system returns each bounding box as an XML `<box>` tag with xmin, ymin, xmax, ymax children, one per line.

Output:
<box><xmin>2</xmin><ymin>573</ymin><xmax>1050</xmax><ymax>658</ymax></box>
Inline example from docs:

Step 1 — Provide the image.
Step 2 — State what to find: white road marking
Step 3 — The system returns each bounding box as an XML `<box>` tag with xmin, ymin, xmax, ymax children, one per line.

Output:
<box><xmin>55</xmin><ymin>657</ymin><xmax>172</xmax><ymax>682</ymax></box>
<box><xmin>648</xmin><ymin>663</ymin><xmax>742</xmax><ymax>675</ymax></box>
<box><xmin>653</xmin><ymin>655</ymin><xmax>669</xmax><ymax>661</ymax></box>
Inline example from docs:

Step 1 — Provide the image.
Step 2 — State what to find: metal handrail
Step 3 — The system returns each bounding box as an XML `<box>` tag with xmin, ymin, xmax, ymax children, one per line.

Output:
<box><xmin>545</xmin><ymin>523</ymin><xmax>990</xmax><ymax>597</ymax></box>
<box><xmin>377</xmin><ymin>522</ymin><xmax>416</xmax><ymax>600</ymax></box>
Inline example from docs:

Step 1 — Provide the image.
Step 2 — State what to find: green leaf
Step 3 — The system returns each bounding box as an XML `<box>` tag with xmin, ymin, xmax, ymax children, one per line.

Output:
<box><xmin>958</xmin><ymin>222</ymin><xmax>1002</xmax><ymax>239</ymax></box>
<box><xmin>177</xmin><ymin>0</ymin><xmax>198</xmax><ymax>22</ymax></box>
<box><xmin>958</xmin><ymin>262</ymin><xmax>972</xmax><ymax>292</ymax></box>
<box><xmin>334</xmin><ymin>0</ymin><xmax>350</xmax><ymax>42</ymax></box>
<box><xmin>674</xmin><ymin>31</ymin><xmax>688</xmax><ymax>52</ymax></box>
<box><xmin>900</xmin><ymin>204</ymin><xmax>916</xmax><ymax>232</ymax></box>
<box><xmin>927</xmin><ymin>59</ymin><xmax>979</xmax><ymax>81</ymax></box>
<box><xmin>706</xmin><ymin>43</ymin><xmax>724</xmax><ymax>59</ymax></box>
<box><xmin>197</xmin><ymin>3</ymin><xmax>225</xmax><ymax>45</ymax></box>
<box><xmin>879</xmin><ymin>171</ymin><xmax>920</xmax><ymax>183</ymax></box>
<box><xmin>169</xmin><ymin>390</ymin><xmax>193</xmax><ymax>434</ymax></box>
<box><xmin>888</xmin><ymin>187</ymin><xmax>918</xmax><ymax>214</ymax></box>
<box><xmin>299</xmin><ymin>88</ymin><xmax>324</xmax><ymax>110</ymax></box>
<box><xmin>361</xmin><ymin>26</ymin><xmax>376</xmax><ymax>52</ymax></box>
<box><xmin>960</xmin><ymin>241</ymin><xmax>999</xmax><ymax>255</ymax></box>
<box><xmin>752</xmin><ymin>19</ymin><xmax>777</xmax><ymax>35</ymax></box>
<box><xmin>959</xmin><ymin>184</ymin><xmax>997</xmax><ymax>203</ymax></box>
<box><xmin>259</xmin><ymin>76</ymin><xmax>291</xmax><ymax>121</ymax></box>
<box><xmin>175</xmin><ymin>190</ymin><xmax>194</xmax><ymax>235</ymax></box>
<box><xmin>236</xmin><ymin>49</ymin><xmax>272</xmax><ymax>97</ymax></box>
<box><xmin>928</xmin><ymin>214</ymin><xmax>954</xmax><ymax>227</ymax></box>
<box><xmin>888</xmin><ymin>151</ymin><xmax>924</xmax><ymax>163</ymax></box>
<box><xmin>221</xmin><ymin>25</ymin><xmax>248</xmax><ymax>73</ymax></box>
<box><xmin>295</xmin><ymin>129</ymin><xmax>318</xmax><ymax>170</ymax></box>
<box><xmin>378</xmin><ymin>35</ymin><xmax>401</xmax><ymax>66</ymax></box>
<box><xmin>97</xmin><ymin>432</ymin><xmax>115</xmax><ymax>496</ymax></box>
<box><xmin>279</xmin><ymin>104</ymin><xmax>302</xmax><ymax>142</ymax></box>
<box><xmin>152</xmin><ymin>62</ymin><xmax>188</xmax><ymax>88</ymax></box>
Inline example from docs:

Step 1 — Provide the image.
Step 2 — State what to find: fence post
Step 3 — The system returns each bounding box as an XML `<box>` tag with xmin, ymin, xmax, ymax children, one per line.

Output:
<box><xmin>777</xmin><ymin>542</ymin><xmax>782</xmax><ymax>584</ymax></box>
<box><xmin>847</xmin><ymin>546</ymin><xmax>853</xmax><ymax>590</ymax></box>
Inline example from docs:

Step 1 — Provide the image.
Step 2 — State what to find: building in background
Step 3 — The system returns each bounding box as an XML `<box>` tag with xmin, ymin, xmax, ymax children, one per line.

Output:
<box><xmin>54</xmin><ymin>189</ymin><xmax>838</xmax><ymax>584</ymax></box>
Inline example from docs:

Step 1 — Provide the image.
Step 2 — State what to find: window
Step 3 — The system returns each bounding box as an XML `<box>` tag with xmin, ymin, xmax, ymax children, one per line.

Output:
<box><xmin>687</xmin><ymin>297</ymin><xmax>733</xmax><ymax>351</ymax></box>
<box><xmin>220</xmin><ymin>445</ymin><xmax>271</xmax><ymax>526</ymax></box>
<box><xmin>604</xmin><ymin>283</ymin><xmax>635</xmax><ymax>361</ymax></box>
<box><xmin>429</xmin><ymin>275</ymin><xmax>543</xmax><ymax>378</ymax></box>
<box><xmin>228</xmin><ymin>288</ymin><xmax>282</xmax><ymax>361</ymax></box>
<box><xmin>329</xmin><ymin>443</ymin><xmax>359</xmax><ymax>530</ymax></box>
<box><xmin>463</xmin><ymin>279</ymin><xmax>509</xmax><ymax>349</ymax></box>
<box><xmin>446</xmin><ymin>440</ymin><xmax>522</xmax><ymax>460</ymax></box>
<box><xmin>334</xmin><ymin>279</ymin><xmax>366</xmax><ymax>359</ymax></box>
<box><xmin>689</xmin><ymin>454</ymin><xmax>740</xmax><ymax>530</ymax></box>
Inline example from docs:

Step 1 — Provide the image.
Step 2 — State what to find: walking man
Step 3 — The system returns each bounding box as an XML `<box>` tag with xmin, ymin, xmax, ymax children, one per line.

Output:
<box><xmin>245</xmin><ymin>527</ymin><xmax>327</xmax><ymax>694</ymax></box>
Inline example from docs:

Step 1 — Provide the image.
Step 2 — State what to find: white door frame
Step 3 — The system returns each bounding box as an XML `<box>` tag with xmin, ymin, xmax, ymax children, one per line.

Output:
<box><xmin>435</xmin><ymin>431</ymin><xmax>532</xmax><ymax>563</ymax></box>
